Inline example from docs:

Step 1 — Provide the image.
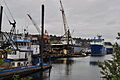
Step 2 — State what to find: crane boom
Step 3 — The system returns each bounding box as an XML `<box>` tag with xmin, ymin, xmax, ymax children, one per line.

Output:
<box><xmin>27</xmin><ymin>14</ymin><xmax>41</xmax><ymax>34</ymax></box>
<box><xmin>59</xmin><ymin>0</ymin><xmax>73</xmax><ymax>45</ymax></box>
<box><xmin>60</xmin><ymin>0</ymin><xmax>69</xmax><ymax>37</ymax></box>
<box><xmin>60</xmin><ymin>0</ymin><xmax>69</xmax><ymax>36</ymax></box>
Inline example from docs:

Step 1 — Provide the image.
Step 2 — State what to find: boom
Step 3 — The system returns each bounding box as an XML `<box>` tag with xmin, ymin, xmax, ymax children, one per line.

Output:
<box><xmin>27</xmin><ymin>14</ymin><xmax>40</xmax><ymax>34</ymax></box>
<box><xmin>60</xmin><ymin>0</ymin><xmax>69</xmax><ymax>36</ymax></box>
<box><xmin>59</xmin><ymin>0</ymin><xmax>73</xmax><ymax>45</ymax></box>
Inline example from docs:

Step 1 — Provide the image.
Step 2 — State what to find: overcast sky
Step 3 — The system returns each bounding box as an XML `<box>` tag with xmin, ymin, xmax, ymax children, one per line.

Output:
<box><xmin>1</xmin><ymin>0</ymin><xmax>120</xmax><ymax>43</ymax></box>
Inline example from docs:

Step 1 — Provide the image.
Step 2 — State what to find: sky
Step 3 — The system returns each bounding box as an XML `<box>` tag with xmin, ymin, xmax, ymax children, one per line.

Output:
<box><xmin>0</xmin><ymin>0</ymin><xmax>120</xmax><ymax>43</ymax></box>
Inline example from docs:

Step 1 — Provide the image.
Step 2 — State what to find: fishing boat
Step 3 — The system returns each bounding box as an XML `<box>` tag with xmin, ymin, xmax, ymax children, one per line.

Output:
<box><xmin>7</xmin><ymin>40</ymin><xmax>33</xmax><ymax>67</ymax></box>
<box><xmin>0</xmin><ymin>4</ymin><xmax>52</xmax><ymax>79</ymax></box>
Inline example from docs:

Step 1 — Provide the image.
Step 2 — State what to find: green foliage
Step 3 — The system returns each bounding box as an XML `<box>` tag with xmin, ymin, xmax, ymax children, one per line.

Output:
<box><xmin>0</xmin><ymin>59</ymin><xmax>4</xmax><ymax>64</ymax></box>
<box><xmin>11</xmin><ymin>75</ymin><xmax>20</xmax><ymax>80</ymax></box>
<box><xmin>21</xmin><ymin>77</ymin><xmax>33</xmax><ymax>80</ymax></box>
<box><xmin>0</xmin><ymin>49</ymin><xmax>13</xmax><ymax>59</ymax></box>
<box><xmin>78</xmin><ymin>49</ymin><xmax>85</xmax><ymax>53</ymax></box>
<box><xmin>99</xmin><ymin>43</ymin><xmax>120</xmax><ymax>80</ymax></box>
<box><xmin>11</xmin><ymin>75</ymin><xmax>32</xmax><ymax>80</ymax></box>
<box><xmin>0</xmin><ymin>49</ymin><xmax>12</xmax><ymax>54</ymax></box>
<box><xmin>112</xmin><ymin>77</ymin><xmax>120</xmax><ymax>80</ymax></box>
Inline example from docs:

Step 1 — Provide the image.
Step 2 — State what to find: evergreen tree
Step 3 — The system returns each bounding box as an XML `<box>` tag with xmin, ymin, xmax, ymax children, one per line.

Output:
<box><xmin>99</xmin><ymin>33</ymin><xmax>120</xmax><ymax>80</ymax></box>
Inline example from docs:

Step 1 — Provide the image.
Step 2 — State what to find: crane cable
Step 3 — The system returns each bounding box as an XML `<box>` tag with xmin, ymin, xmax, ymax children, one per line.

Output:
<box><xmin>0</xmin><ymin>0</ymin><xmax>2</xmax><ymax>6</ymax></box>
<box><xmin>0</xmin><ymin>0</ymin><xmax>11</xmax><ymax>23</ymax></box>
<box><xmin>1</xmin><ymin>0</ymin><xmax>15</xmax><ymax>21</ymax></box>
<box><xmin>4</xmin><ymin>10</ymin><xmax>11</xmax><ymax>23</ymax></box>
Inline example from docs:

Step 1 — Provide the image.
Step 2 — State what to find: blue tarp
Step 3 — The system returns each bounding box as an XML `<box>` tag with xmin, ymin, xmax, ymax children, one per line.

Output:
<box><xmin>4</xmin><ymin>59</ymin><xmax>11</xmax><ymax>63</ymax></box>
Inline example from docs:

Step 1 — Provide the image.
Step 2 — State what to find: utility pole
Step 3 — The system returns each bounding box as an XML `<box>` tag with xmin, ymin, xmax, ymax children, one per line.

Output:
<box><xmin>40</xmin><ymin>4</ymin><xmax>45</xmax><ymax>68</ymax></box>
<box><xmin>0</xmin><ymin>6</ymin><xmax>3</xmax><ymax>33</ymax></box>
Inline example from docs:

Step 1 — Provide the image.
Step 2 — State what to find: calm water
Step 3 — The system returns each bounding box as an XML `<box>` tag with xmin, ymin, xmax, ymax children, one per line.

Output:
<box><xmin>28</xmin><ymin>55</ymin><xmax>112</xmax><ymax>80</ymax></box>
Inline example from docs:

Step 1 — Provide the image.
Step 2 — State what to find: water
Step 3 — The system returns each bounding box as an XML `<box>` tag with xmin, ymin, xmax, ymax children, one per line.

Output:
<box><xmin>28</xmin><ymin>55</ymin><xmax>112</xmax><ymax>80</ymax></box>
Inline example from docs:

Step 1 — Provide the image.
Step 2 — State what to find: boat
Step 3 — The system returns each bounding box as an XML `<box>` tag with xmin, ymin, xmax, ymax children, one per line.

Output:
<box><xmin>0</xmin><ymin>64</ymin><xmax>52</xmax><ymax>79</ymax></box>
<box><xmin>7</xmin><ymin>40</ymin><xmax>33</xmax><ymax>67</ymax></box>
<box><xmin>104</xmin><ymin>42</ymin><xmax>113</xmax><ymax>54</ymax></box>
<box><xmin>90</xmin><ymin>35</ymin><xmax>106</xmax><ymax>56</ymax></box>
<box><xmin>0</xmin><ymin>5</ymin><xmax>52</xmax><ymax>79</ymax></box>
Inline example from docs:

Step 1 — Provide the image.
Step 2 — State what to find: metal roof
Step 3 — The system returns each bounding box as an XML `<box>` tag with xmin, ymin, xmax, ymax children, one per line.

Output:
<box><xmin>12</xmin><ymin>40</ymin><xmax>31</xmax><ymax>42</ymax></box>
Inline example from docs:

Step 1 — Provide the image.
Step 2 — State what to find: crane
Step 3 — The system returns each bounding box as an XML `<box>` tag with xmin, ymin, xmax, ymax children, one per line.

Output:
<box><xmin>59</xmin><ymin>0</ymin><xmax>73</xmax><ymax>45</ymax></box>
<box><xmin>27</xmin><ymin>14</ymin><xmax>51</xmax><ymax>44</ymax></box>
<box><xmin>27</xmin><ymin>14</ymin><xmax>41</xmax><ymax>34</ymax></box>
<box><xmin>1</xmin><ymin>0</ymin><xmax>17</xmax><ymax>38</ymax></box>
<box><xmin>0</xmin><ymin>5</ymin><xmax>18</xmax><ymax>50</ymax></box>
<box><xmin>60</xmin><ymin>0</ymin><xmax>68</xmax><ymax>37</ymax></box>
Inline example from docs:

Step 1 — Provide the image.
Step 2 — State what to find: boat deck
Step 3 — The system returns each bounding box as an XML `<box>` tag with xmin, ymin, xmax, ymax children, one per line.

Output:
<box><xmin>0</xmin><ymin>64</ymin><xmax>52</xmax><ymax>79</ymax></box>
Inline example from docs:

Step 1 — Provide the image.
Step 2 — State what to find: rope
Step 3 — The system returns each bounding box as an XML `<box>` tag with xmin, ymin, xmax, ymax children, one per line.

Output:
<box><xmin>0</xmin><ymin>1</ymin><xmax>2</xmax><ymax>6</ymax></box>
<box><xmin>2</xmin><ymin>0</ymin><xmax>15</xmax><ymax>21</ymax></box>
<box><xmin>4</xmin><ymin>10</ymin><xmax>10</xmax><ymax>22</ymax></box>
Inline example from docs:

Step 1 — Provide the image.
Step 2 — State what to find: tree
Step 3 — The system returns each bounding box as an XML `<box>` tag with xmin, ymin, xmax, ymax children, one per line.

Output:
<box><xmin>99</xmin><ymin>43</ymin><xmax>120</xmax><ymax>80</ymax></box>
<box><xmin>99</xmin><ymin>33</ymin><xmax>120</xmax><ymax>80</ymax></box>
<box><xmin>11</xmin><ymin>75</ymin><xmax>32</xmax><ymax>80</ymax></box>
<box><xmin>0</xmin><ymin>49</ymin><xmax>12</xmax><ymax>59</ymax></box>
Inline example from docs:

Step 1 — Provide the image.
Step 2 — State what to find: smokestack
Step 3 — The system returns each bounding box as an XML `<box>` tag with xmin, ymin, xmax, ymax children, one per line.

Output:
<box><xmin>0</xmin><ymin>6</ymin><xmax>3</xmax><ymax>33</ymax></box>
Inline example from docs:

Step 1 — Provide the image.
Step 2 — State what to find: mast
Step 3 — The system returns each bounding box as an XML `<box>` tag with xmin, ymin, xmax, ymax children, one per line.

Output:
<box><xmin>40</xmin><ymin>4</ymin><xmax>45</xmax><ymax>68</ymax></box>
<box><xmin>0</xmin><ymin>6</ymin><xmax>3</xmax><ymax>33</ymax></box>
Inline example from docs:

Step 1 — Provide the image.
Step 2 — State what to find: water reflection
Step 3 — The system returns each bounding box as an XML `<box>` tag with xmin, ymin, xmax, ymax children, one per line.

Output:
<box><xmin>63</xmin><ymin>58</ymin><xmax>74</xmax><ymax>75</ymax></box>
<box><xmin>89</xmin><ymin>61</ymin><xmax>99</xmax><ymax>66</ymax></box>
<box><xmin>26</xmin><ymin>55</ymin><xmax>112</xmax><ymax>80</ymax></box>
<box><xmin>90</xmin><ymin>55</ymin><xmax>113</xmax><ymax>66</ymax></box>
<box><xmin>53</xmin><ymin>58</ymin><xmax>74</xmax><ymax>75</ymax></box>
<box><xmin>27</xmin><ymin>71</ymin><xmax>50</xmax><ymax>80</ymax></box>
<box><xmin>89</xmin><ymin>56</ymin><xmax>105</xmax><ymax>66</ymax></box>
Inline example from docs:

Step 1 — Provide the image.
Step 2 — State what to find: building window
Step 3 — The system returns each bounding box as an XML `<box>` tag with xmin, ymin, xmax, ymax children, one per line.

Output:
<box><xmin>12</xmin><ymin>62</ymin><xmax>15</xmax><ymax>66</ymax></box>
<box><xmin>17</xmin><ymin>62</ymin><xmax>20</xmax><ymax>66</ymax></box>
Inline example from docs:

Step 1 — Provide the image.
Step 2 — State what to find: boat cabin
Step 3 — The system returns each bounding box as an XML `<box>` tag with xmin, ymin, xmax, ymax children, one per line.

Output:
<box><xmin>7</xmin><ymin>40</ymin><xmax>33</xmax><ymax>67</ymax></box>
